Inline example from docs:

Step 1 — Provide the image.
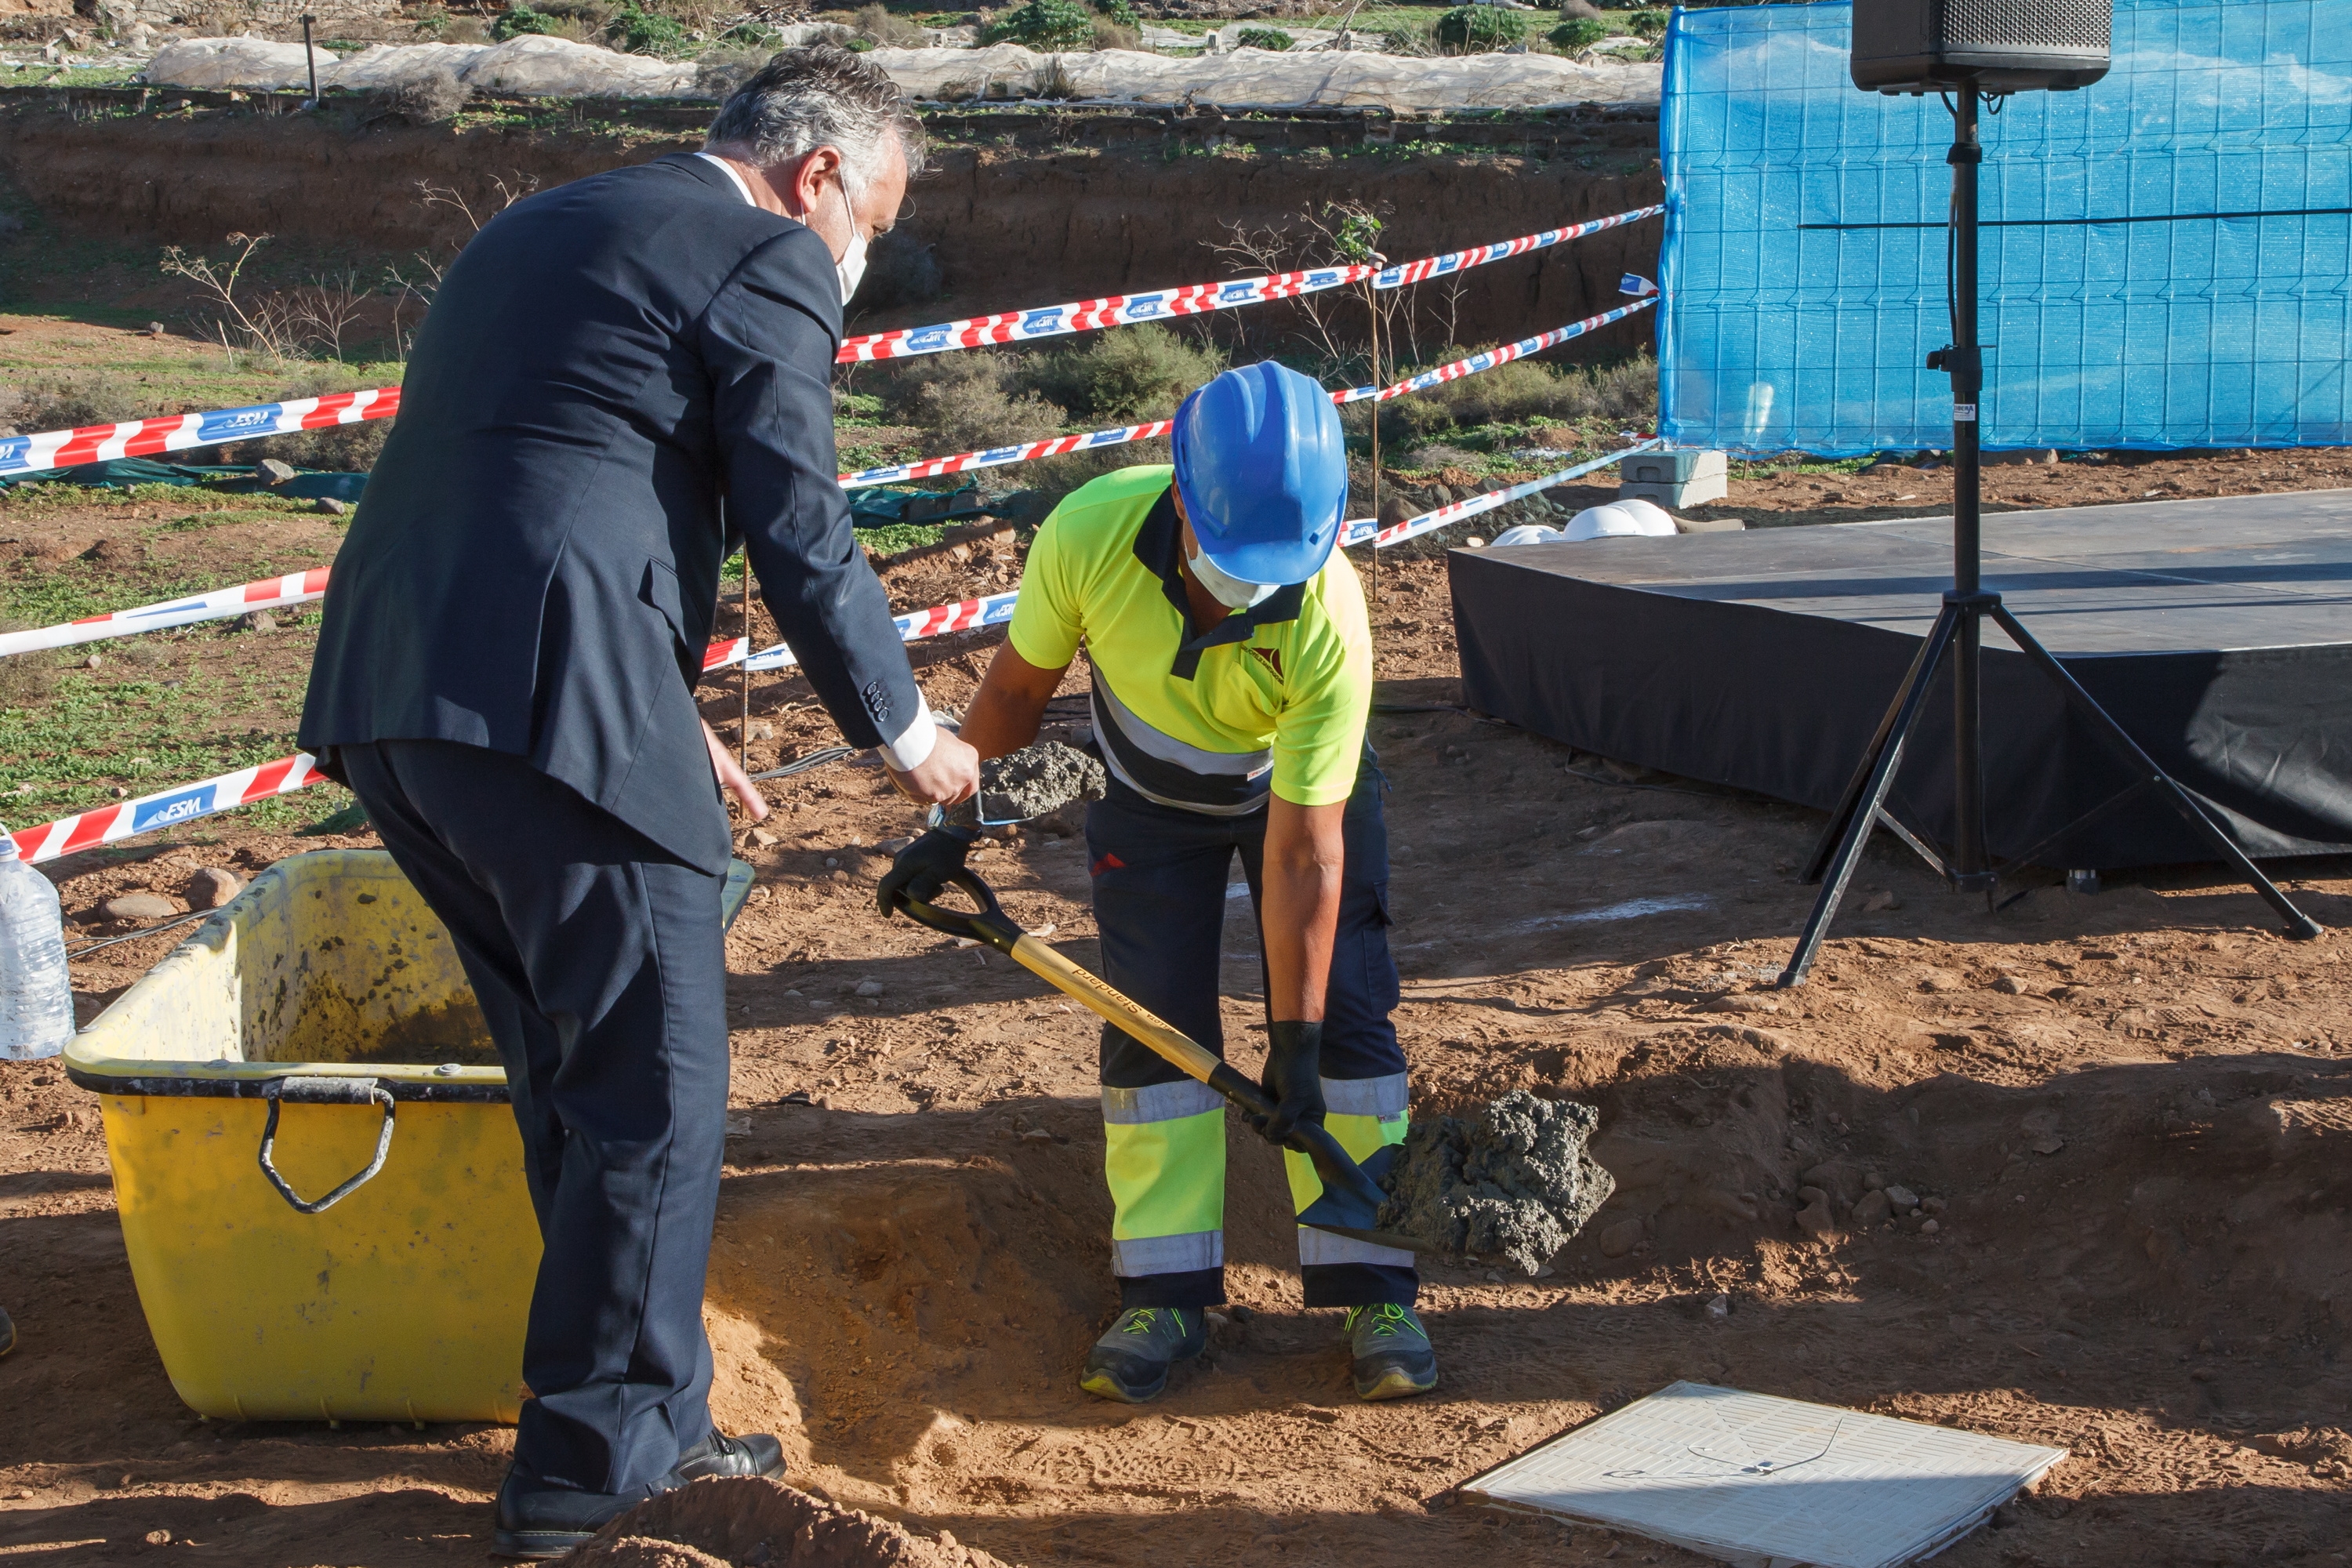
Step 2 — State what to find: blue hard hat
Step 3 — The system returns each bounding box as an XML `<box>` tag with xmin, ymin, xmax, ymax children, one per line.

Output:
<box><xmin>1171</xmin><ymin>361</ymin><xmax>1347</xmax><ymax>586</ymax></box>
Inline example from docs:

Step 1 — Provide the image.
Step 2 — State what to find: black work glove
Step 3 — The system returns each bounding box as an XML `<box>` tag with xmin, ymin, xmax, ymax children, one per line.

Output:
<box><xmin>876</xmin><ymin>826</ymin><xmax>975</xmax><ymax>919</ymax></box>
<box><xmin>1247</xmin><ymin>1019</ymin><xmax>1327</xmax><ymax>1149</ymax></box>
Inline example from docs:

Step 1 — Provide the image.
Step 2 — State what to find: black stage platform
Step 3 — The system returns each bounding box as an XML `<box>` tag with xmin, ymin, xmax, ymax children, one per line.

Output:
<box><xmin>1450</xmin><ymin>489</ymin><xmax>2352</xmax><ymax>869</ymax></box>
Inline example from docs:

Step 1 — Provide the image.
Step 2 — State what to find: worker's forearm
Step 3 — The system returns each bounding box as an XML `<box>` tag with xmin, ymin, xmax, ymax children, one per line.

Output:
<box><xmin>1261</xmin><ymin>828</ymin><xmax>1342</xmax><ymax>1025</ymax></box>
<box><xmin>959</xmin><ymin>644</ymin><xmax>1066</xmax><ymax>760</ymax></box>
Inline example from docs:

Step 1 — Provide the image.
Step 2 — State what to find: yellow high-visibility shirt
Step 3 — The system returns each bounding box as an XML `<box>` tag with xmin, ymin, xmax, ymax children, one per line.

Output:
<box><xmin>1008</xmin><ymin>464</ymin><xmax>1370</xmax><ymax>813</ymax></box>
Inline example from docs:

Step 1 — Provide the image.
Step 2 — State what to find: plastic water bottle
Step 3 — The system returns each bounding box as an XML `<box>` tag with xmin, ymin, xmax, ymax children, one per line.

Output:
<box><xmin>0</xmin><ymin>822</ymin><xmax>74</xmax><ymax>1060</ymax></box>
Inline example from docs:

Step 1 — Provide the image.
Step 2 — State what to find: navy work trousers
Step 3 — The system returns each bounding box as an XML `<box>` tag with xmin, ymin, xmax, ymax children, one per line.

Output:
<box><xmin>336</xmin><ymin>739</ymin><xmax>728</xmax><ymax>1497</ymax></box>
<box><xmin>1086</xmin><ymin>751</ymin><xmax>1416</xmax><ymax>1312</ymax></box>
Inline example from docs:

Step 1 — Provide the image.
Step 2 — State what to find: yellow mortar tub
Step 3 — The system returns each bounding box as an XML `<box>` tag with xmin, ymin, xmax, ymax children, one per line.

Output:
<box><xmin>63</xmin><ymin>848</ymin><xmax>753</xmax><ymax>1426</ymax></box>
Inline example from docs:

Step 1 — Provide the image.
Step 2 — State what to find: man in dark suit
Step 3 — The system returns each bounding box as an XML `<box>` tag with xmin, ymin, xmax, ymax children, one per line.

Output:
<box><xmin>299</xmin><ymin>47</ymin><xmax>978</xmax><ymax>1557</ymax></box>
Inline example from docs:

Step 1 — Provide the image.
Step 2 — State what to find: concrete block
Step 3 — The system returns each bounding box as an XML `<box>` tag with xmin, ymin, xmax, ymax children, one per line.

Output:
<box><xmin>1621</xmin><ymin>474</ymin><xmax>1730</xmax><ymax>508</ymax></box>
<box><xmin>1674</xmin><ymin>516</ymin><xmax>1747</xmax><ymax>534</ymax></box>
<box><xmin>1621</xmin><ymin>448</ymin><xmax>1728</xmax><ymax>487</ymax></box>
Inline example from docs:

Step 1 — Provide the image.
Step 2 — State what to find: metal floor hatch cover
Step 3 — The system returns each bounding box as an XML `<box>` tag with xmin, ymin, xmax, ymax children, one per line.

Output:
<box><xmin>1459</xmin><ymin>1381</ymin><xmax>2067</xmax><ymax>1568</ymax></box>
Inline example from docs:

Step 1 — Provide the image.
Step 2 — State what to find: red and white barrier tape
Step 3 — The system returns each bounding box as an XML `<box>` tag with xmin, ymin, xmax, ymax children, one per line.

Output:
<box><xmin>0</xmin><ymin>569</ymin><xmax>330</xmax><ymax>658</ymax></box>
<box><xmin>0</xmin><ymin>389</ymin><xmax>399</xmax><ymax>481</ymax></box>
<box><xmin>1338</xmin><ymin>439</ymin><xmax>1662</xmax><ymax>550</ymax></box>
<box><xmin>839</xmin><ymin>204</ymin><xmax>1664</xmax><ymax>363</ymax></box>
<box><xmin>840</xmin><ymin>295</ymin><xmax>1658</xmax><ymax>490</ymax></box>
<box><xmin>8</xmin><ymin>753</ymin><xmax>321</xmax><ymax>866</ymax></box>
<box><xmin>0</xmin><ymin>207</ymin><xmax>1664</xmax><ymax>480</ymax></box>
<box><xmin>5</xmin><ymin>444</ymin><xmax>1655</xmax><ymax>859</ymax></box>
<box><xmin>0</xmin><ymin>299</ymin><xmax>1661</xmax><ymax>659</ymax></box>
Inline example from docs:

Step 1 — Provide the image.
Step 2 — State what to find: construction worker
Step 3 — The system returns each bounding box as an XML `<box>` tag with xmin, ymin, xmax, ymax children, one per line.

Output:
<box><xmin>880</xmin><ymin>361</ymin><xmax>1434</xmax><ymax>1405</ymax></box>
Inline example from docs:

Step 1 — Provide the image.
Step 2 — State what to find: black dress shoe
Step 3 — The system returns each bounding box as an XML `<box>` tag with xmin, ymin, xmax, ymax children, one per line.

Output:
<box><xmin>492</xmin><ymin>1467</ymin><xmax>666</xmax><ymax>1559</ymax></box>
<box><xmin>676</xmin><ymin>1430</ymin><xmax>786</xmax><ymax>1482</ymax></box>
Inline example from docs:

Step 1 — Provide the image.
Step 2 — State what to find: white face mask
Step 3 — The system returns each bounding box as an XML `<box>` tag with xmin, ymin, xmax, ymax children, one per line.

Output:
<box><xmin>1186</xmin><ymin>543</ymin><xmax>1279</xmax><ymax>610</ymax></box>
<box><xmin>833</xmin><ymin>174</ymin><xmax>868</xmax><ymax>306</ymax></box>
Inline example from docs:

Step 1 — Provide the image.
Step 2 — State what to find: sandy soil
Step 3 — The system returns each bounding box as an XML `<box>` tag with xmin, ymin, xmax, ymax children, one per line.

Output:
<box><xmin>4</xmin><ymin>468</ymin><xmax>2352</xmax><ymax>1566</ymax></box>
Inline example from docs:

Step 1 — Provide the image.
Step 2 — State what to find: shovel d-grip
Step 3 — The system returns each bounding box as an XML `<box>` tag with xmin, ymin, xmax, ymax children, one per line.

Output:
<box><xmin>896</xmin><ymin>869</ymin><xmax>1423</xmax><ymax>1254</ymax></box>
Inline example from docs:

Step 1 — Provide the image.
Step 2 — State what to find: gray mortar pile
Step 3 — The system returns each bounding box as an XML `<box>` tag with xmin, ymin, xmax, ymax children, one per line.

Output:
<box><xmin>975</xmin><ymin>740</ymin><xmax>1107</xmax><ymax>824</ymax></box>
<box><xmin>1376</xmin><ymin>1090</ymin><xmax>1615</xmax><ymax>1274</ymax></box>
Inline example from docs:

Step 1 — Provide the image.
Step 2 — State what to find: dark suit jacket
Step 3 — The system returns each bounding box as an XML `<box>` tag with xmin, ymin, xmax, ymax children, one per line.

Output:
<box><xmin>299</xmin><ymin>153</ymin><xmax>917</xmax><ymax>872</ymax></box>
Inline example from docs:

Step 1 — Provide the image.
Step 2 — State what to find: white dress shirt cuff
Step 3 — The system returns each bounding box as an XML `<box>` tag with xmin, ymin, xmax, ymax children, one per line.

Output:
<box><xmin>875</xmin><ymin>695</ymin><xmax>937</xmax><ymax>774</ymax></box>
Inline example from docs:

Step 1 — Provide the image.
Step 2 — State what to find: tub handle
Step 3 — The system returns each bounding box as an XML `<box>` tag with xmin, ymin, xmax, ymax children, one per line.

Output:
<box><xmin>258</xmin><ymin>1076</ymin><xmax>397</xmax><ymax>1215</ymax></box>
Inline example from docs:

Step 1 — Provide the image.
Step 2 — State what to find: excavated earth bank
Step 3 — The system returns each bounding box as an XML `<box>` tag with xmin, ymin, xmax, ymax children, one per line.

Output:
<box><xmin>0</xmin><ymin>100</ymin><xmax>1663</xmax><ymax>354</ymax></box>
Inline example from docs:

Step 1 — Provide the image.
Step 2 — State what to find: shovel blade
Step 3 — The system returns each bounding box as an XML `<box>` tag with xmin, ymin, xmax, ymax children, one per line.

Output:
<box><xmin>1297</xmin><ymin>1144</ymin><xmax>1430</xmax><ymax>1254</ymax></box>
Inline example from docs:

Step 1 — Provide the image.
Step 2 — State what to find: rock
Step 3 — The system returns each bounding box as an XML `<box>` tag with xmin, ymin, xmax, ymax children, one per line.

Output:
<box><xmin>2031</xmin><ymin>1134</ymin><xmax>2066</xmax><ymax>1156</ymax></box>
<box><xmin>183</xmin><ymin>867</ymin><xmax>241</xmax><ymax>909</ymax></box>
<box><xmin>1884</xmin><ymin>1184</ymin><xmax>1920</xmax><ymax>1211</ymax></box>
<box><xmin>1864</xmin><ymin>1171</ymin><xmax>1886</xmax><ymax>1190</ymax></box>
<box><xmin>86</xmin><ymin>655</ymin><xmax>104</xmax><ymax>670</ymax></box>
<box><xmin>101</xmin><ymin>892</ymin><xmax>177</xmax><ymax>922</ymax></box>
<box><xmin>1920</xmin><ymin>1218</ymin><xmax>1940</xmax><ymax>1234</ymax></box>
<box><xmin>1795</xmin><ymin>1200</ymin><xmax>1838</xmax><ymax>1237</ymax></box>
<box><xmin>746</xmin><ymin>721</ymin><xmax>774</xmax><ymax>741</ymax></box>
<box><xmin>316</xmin><ymin>497</ymin><xmax>349</xmax><ymax>517</ymax></box>
<box><xmin>1993</xmin><ymin>974</ymin><xmax>2027</xmax><ymax>994</ymax></box>
<box><xmin>256</xmin><ymin>458</ymin><xmax>299</xmax><ymax>486</ymax></box>
<box><xmin>238</xmin><ymin>610</ymin><xmax>276</xmax><ymax>633</ymax></box>
<box><xmin>1801</xmin><ymin>1162</ymin><xmax>1863</xmax><ymax>1205</ymax></box>
<box><xmin>749</xmin><ymin>827</ymin><xmax>779</xmax><ymax>847</ymax></box>
<box><xmin>1797</xmin><ymin>1186</ymin><xmax>1828</xmax><ymax>1207</ymax></box>
<box><xmin>1595</xmin><ymin>1217</ymin><xmax>1643</xmax><ymax>1258</ymax></box>
<box><xmin>1705</xmin><ymin>1292</ymin><xmax>1730</xmax><ymax>1320</ymax></box>
<box><xmin>1464</xmin><ymin>536</ymin><xmax>1486</xmax><ymax>549</ymax></box>
<box><xmin>1018</xmin><ymin>1127</ymin><xmax>1053</xmax><ymax>1142</ymax></box>
<box><xmin>1853</xmin><ymin>1189</ymin><xmax>1894</xmax><ymax>1227</ymax></box>
<box><xmin>1862</xmin><ymin>889</ymin><xmax>1901</xmax><ymax>912</ymax></box>
<box><xmin>853</xmin><ymin>979</ymin><xmax>884</xmax><ymax>997</ymax></box>
<box><xmin>1918</xmin><ymin>969</ymin><xmax>1963</xmax><ymax>992</ymax></box>
<box><xmin>1922</xmin><ymin>1196</ymin><xmax>1947</xmax><ymax>1214</ymax></box>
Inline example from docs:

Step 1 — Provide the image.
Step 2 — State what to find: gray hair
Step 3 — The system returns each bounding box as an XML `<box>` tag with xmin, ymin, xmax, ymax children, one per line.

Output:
<box><xmin>703</xmin><ymin>45</ymin><xmax>927</xmax><ymax>190</ymax></box>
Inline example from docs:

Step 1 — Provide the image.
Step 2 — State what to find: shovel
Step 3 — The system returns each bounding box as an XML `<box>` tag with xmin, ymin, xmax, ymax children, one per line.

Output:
<box><xmin>893</xmin><ymin>868</ymin><xmax>1427</xmax><ymax>1255</ymax></box>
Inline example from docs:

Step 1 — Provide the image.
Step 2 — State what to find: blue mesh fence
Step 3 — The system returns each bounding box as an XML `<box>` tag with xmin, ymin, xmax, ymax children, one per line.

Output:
<box><xmin>1658</xmin><ymin>0</ymin><xmax>2352</xmax><ymax>456</ymax></box>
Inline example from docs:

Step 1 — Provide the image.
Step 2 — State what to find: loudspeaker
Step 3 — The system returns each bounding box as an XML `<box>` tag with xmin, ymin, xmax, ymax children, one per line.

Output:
<box><xmin>1850</xmin><ymin>0</ymin><xmax>2111</xmax><ymax>95</ymax></box>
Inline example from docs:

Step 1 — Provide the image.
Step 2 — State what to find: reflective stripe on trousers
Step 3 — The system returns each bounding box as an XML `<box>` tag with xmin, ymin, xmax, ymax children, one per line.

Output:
<box><xmin>1102</xmin><ymin>1072</ymin><xmax>1412</xmax><ymax>1275</ymax></box>
<box><xmin>1103</xmin><ymin>1079</ymin><xmax>1225</xmax><ymax>1276</ymax></box>
<box><xmin>1285</xmin><ymin>1070</ymin><xmax>1414</xmax><ymax>1268</ymax></box>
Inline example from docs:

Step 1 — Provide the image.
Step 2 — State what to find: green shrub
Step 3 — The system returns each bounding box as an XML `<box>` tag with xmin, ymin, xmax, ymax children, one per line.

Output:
<box><xmin>854</xmin><ymin>3</ymin><xmax>930</xmax><ymax>47</ymax></box>
<box><xmin>983</xmin><ymin>0</ymin><xmax>1095</xmax><ymax>50</ymax></box>
<box><xmin>1546</xmin><ymin>17</ymin><xmax>1607</xmax><ymax>53</ymax></box>
<box><xmin>1433</xmin><ymin>5</ymin><xmax>1527</xmax><ymax>52</ymax></box>
<box><xmin>1628</xmin><ymin>9</ymin><xmax>1668</xmax><ymax>41</ymax></box>
<box><xmin>1091</xmin><ymin>16</ymin><xmax>1140</xmax><ymax>49</ymax></box>
<box><xmin>876</xmin><ymin>353</ymin><xmax>1069</xmax><ymax>455</ymax></box>
<box><xmin>489</xmin><ymin>5</ymin><xmax>557</xmax><ymax>41</ymax></box>
<box><xmin>1015</xmin><ymin>326</ymin><xmax>1227</xmax><ymax>423</ymax></box>
<box><xmin>1098</xmin><ymin>0</ymin><xmax>1139</xmax><ymax>24</ymax></box>
<box><xmin>604</xmin><ymin>2</ymin><xmax>690</xmax><ymax>55</ymax></box>
<box><xmin>1362</xmin><ymin>351</ymin><xmax>1658</xmax><ymax>442</ymax></box>
<box><xmin>0</xmin><ymin>370</ymin><xmax>151</xmax><ymax>434</ymax></box>
<box><xmin>1235</xmin><ymin>26</ymin><xmax>1292</xmax><ymax>50</ymax></box>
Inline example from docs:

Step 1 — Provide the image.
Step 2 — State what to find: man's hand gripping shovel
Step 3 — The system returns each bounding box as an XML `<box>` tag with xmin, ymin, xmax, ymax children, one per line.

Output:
<box><xmin>889</xmin><ymin>869</ymin><xmax>1427</xmax><ymax>1255</ymax></box>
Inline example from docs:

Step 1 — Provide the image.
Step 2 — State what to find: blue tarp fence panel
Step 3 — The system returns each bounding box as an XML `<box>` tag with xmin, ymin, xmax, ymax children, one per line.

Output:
<box><xmin>1658</xmin><ymin>0</ymin><xmax>2352</xmax><ymax>456</ymax></box>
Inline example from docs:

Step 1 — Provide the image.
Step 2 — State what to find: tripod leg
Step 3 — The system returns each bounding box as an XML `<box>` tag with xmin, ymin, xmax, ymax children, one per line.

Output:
<box><xmin>1801</xmin><ymin>603</ymin><xmax>1965</xmax><ymax>884</ymax></box>
<box><xmin>1987</xmin><ymin>604</ymin><xmax>2323</xmax><ymax>940</ymax></box>
<box><xmin>1778</xmin><ymin>609</ymin><xmax>1964</xmax><ymax>987</ymax></box>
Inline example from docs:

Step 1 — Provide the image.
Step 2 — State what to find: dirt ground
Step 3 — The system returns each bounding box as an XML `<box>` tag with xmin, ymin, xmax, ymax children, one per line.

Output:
<box><xmin>5</xmin><ymin>458</ymin><xmax>2352</xmax><ymax>1566</ymax></box>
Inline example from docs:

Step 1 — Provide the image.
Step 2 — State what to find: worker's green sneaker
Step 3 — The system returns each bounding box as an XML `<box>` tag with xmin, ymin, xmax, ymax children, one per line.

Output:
<box><xmin>1080</xmin><ymin>1307</ymin><xmax>1206</xmax><ymax>1404</ymax></box>
<box><xmin>1345</xmin><ymin>1304</ymin><xmax>1437</xmax><ymax>1401</ymax></box>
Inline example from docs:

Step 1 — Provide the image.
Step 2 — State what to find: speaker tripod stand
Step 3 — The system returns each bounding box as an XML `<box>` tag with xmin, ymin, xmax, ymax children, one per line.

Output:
<box><xmin>1773</xmin><ymin>84</ymin><xmax>2321</xmax><ymax>989</ymax></box>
